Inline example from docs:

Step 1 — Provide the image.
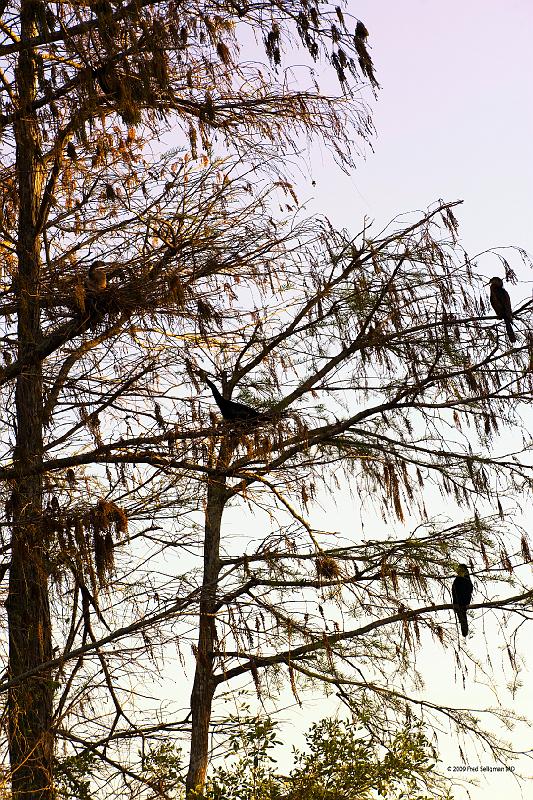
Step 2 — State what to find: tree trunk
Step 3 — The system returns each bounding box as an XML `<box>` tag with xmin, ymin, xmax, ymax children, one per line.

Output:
<box><xmin>186</xmin><ymin>464</ymin><xmax>228</xmax><ymax>796</ymax></box>
<box><xmin>5</xmin><ymin>3</ymin><xmax>54</xmax><ymax>797</ymax></box>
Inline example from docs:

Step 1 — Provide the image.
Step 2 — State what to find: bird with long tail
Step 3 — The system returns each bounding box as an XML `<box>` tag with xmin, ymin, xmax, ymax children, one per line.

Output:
<box><xmin>204</xmin><ymin>377</ymin><xmax>262</xmax><ymax>422</ymax></box>
<box><xmin>452</xmin><ymin>564</ymin><xmax>473</xmax><ymax>637</ymax></box>
<box><xmin>488</xmin><ymin>277</ymin><xmax>516</xmax><ymax>343</ymax></box>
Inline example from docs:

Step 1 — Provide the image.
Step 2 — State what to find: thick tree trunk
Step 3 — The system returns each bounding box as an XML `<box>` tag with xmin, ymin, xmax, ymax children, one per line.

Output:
<box><xmin>5</xmin><ymin>3</ymin><xmax>54</xmax><ymax>798</ymax></box>
<box><xmin>186</xmin><ymin>470</ymin><xmax>228</xmax><ymax>797</ymax></box>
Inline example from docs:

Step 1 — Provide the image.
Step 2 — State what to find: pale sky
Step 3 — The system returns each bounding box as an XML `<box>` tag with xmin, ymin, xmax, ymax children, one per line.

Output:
<box><xmin>308</xmin><ymin>0</ymin><xmax>533</xmax><ymax>265</ymax></box>
<box><xmin>161</xmin><ymin>3</ymin><xmax>533</xmax><ymax>798</ymax></box>
<box><xmin>289</xmin><ymin>2</ymin><xmax>533</xmax><ymax>798</ymax></box>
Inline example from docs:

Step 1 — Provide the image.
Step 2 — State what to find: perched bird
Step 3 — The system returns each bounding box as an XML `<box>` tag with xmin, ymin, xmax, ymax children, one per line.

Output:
<box><xmin>86</xmin><ymin>261</ymin><xmax>107</xmax><ymax>292</ymax></box>
<box><xmin>76</xmin><ymin>261</ymin><xmax>108</xmax><ymax>332</ymax></box>
<box><xmin>488</xmin><ymin>277</ymin><xmax>516</xmax><ymax>343</ymax></box>
<box><xmin>66</xmin><ymin>141</ymin><xmax>78</xmax><ymax>161</ymax></box>
<box><xmin>452</xmin><ymin>564</ymin><xmax>473</xmax><ymax>637</ymax></box>
<box><xmin>204</xmin><ymin>377</ymin><xmax>261</xmax><ymax>422</ymax></box>
<box><xmin>93</xmin><ymin>65</ymin><xmax>118</xmax><ymax>98</ymax></box>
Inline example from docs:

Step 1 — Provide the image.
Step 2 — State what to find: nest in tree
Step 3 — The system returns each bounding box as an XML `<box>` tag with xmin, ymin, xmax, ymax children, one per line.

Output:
<box><xmin>315</xmin><ymin>555</ymin><xmax>340</xmax><ymax>580</ymax></box>
<box><xmin>93</xmin><ymin>285</ymin><xmax>144</xmax><ymax>315</ymax></box>
<box><xmin>73</xmin><ymin>283</ymin><xmax>152</xmax><ymax>330</ymax></box>
<box><xmin>42</xmin><ymin>265</ymin><xmax>191</xmax><ymax>331</ymax></box>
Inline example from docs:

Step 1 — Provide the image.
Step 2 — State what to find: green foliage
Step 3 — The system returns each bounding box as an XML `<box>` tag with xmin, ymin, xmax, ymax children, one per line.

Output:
<box><xmin>208</xmin><ymin>716</ymin><xmax>281</xmax><ymax>800</ymax></box>
<box><xmin>206</xmin><ymin>716</ymin><xmax>450</xmax><ymax>800</ymax></box>
<box><xmin>53</xmin><ymin>716</ymin><xmax>450</xmax><ymax>800</ymax></box>
<box><xmin>142</xmin><ymin>741</ymin><xmax>183</xmax><ymax>795</ymax></box>
<box><xmin>56</xmin><ymin>743</ymin><xmax>184</xmax><ymax>799</ymax></box>
<box><xmin>55</xmin><ymin>751</ymin><xmax>98</xmax><ymax>800</ymax></box>
<box><xmin>287</xmin><ymin>719</ymin><xmax>442</xmax><ymax>800</ymax></box>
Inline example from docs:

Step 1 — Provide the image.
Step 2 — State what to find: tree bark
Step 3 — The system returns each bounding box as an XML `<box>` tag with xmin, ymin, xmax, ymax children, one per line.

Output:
<box><xmin>186</xmin><ymin>456</ymin><xmax>229</xmax><ymax>797</ymax></box>
<box><xmin>5</xmin><ymin>3</ymin><xmax>54</xmax><ymax>797</ymax></box>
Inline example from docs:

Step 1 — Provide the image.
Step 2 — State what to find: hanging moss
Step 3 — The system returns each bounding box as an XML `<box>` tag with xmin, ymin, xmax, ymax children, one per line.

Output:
<box><xmin>87</xmin><ymin>500</ymin><xmax>129</xmax><ymax>583</ymax></box>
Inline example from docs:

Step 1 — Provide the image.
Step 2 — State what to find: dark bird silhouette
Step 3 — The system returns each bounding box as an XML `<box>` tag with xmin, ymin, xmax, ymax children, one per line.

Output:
<box><xmin>93</xmin><ymin>65</ymin><xmax>119</xmax><ymax>98</ymax></box>
<box><xmin>76</xmin><ymin>261</ymin><xmax>108</xmax><ymax>333</ymax></box>
<box><xmin>488</xmin><ymin>277</ymin><xmax>516</xmax><ymax>343</ymax></box>
<box><xmin>205</xmin><ymin>377</ymin><xmax>261</xmax><ymax>422</ymax></box>
<box><xmin>86</xmin><ymin>261</ymin><xmax>107</xmax><ymax>292</ymax></box>
<box><xmin>452</xmin><ymin>564</ymin><xmax>473</xmax><ymax>637</ymax></box>
<box><xmin>66</xmin><ymin>142</ymin><xmax>78</xmax><ymax>161</ymax></box>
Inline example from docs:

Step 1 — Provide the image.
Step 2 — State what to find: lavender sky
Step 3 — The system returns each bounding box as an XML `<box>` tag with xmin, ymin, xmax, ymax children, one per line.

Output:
<box><xmin>283</xmin><ymin>2</ymin><xmax>533</xmax><ymax>798</ymax></box>
<box><xmin>161</xmin><ymin>2</ymin><xmax>532</xmax><ymax>796</ymax></box>
<box><xmin>308</xmin><ymin>0</ymin><xmax>532</xmax><ymax>269</ymax></box>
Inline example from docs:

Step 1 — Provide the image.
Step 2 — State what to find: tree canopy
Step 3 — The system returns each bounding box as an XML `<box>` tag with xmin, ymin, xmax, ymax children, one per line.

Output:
<box><xmin>0</xmin><ymin>2</ymin><xmax>532</xmax><ymax>799</ymax></box>
<box><xmin>207</xmin><ymin>715</ymin><xmax>447</xmax><ymax>800</ymax></box>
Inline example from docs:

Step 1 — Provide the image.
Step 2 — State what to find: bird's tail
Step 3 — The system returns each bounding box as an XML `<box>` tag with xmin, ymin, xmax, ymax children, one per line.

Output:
<box><xmin>505</xmin><ymin>318</ymin><xmax>517</xmax><ymax>343</ymax></box>
<box><xmin>455</xmin><ymin>607</ymin><xmax>468</xmax><ymax>637</ymax></box>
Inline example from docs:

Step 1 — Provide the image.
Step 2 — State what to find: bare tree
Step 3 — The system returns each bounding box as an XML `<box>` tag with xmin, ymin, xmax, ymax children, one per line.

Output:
<box><xmin>2</xmin><ymin>3</ymin><xmax>533</xmax><ymax>799</ymax></box>
<box><xmin>0</xmin><ymin>1</ymin><xmax>376</xmax><ymax>797</ymax></box>
<box><xmin>2</xmin><ymin>192</ymin><xmax>530</xmax><ymax>797</ymax></box>
<box><xmin>174</xmin><ymin>201</ymin><xmax>533</xmax><ymax>794</ymax></box>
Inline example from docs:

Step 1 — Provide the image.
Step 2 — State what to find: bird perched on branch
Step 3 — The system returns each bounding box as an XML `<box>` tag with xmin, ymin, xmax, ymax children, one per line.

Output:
<box><xmin>488</xmin><ymin>277</ymin><xmax>516</xmax><ymax>343</ymax></box>
<box><xmin>93</xmin><ymin>65</ymin><xmax>119</xmax><ymax>99</ymax></box>
<box><xmin>204</xmin><ymin>377</ymin><xmax>261</xmax><ymax>422</ymax></box>
<box><xmin>452</xmin><ymin>564</ymin><xmax>473</xmax><ymax>637</ymax></box>
<box><xmin>86</xmin><ymin>261</ymin><xmax>107</xmax><ymax>292</ymax></box>
<box><xmin>75</xmin><ymin>261</ymin><xmax>108</xmax><ymax>332</ymax></box>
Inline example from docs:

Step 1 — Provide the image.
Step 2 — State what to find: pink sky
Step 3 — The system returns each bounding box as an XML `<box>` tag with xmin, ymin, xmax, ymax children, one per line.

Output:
<box><xmin>308</xmin><ymin>0</ymin><xmax>532</xmax><ymax>272</ymax></box>
<box><xmin>296</xmin><ymin>3</ymin><xmax>533</xmax><ymax>798</ymax></box>
<box><xmin>162</xmin><ymin>4</ymin><xmax>533</xmax><ymax>796</ymax></box>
